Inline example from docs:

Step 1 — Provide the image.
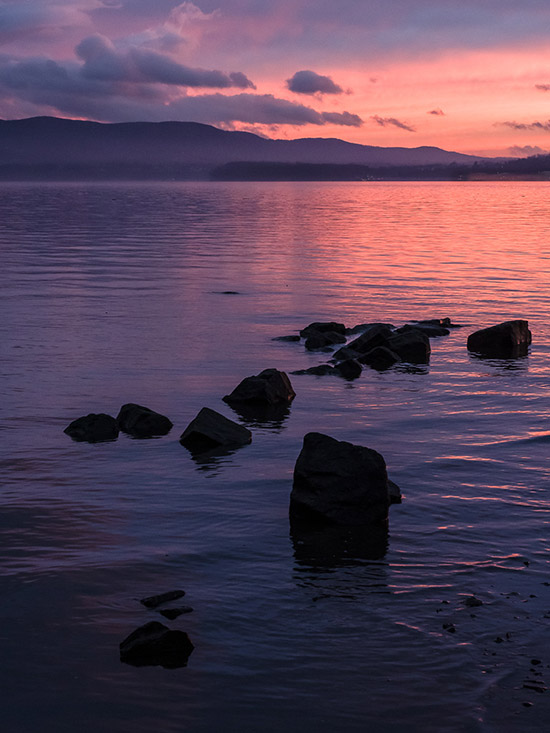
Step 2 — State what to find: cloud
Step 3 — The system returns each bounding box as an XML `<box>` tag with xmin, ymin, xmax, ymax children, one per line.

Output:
<box><xmin>371</xmin><ymin>115</ymin><xmax>416</xmax><ymax>132</ymax></box>
<box><xmin>508</xmin><ymin>145</ymin><xmax>549</xmax><ymax>156</ymax></box>
<box><xmin>535</xmin><ymin>84</ymin><xmax>550</xmax><ymax>91</ymax></box>
<box><xmin>321</xmin><ymin>111</ymin><xmax>362</xmax><ymax>127</ymax></box>
<box><xmin>0</xmin><ymin>53</ymin><xmax>362</xmax><ymax>128</ymax></box>
<box><xmin>75</xmin><ymin>34</ymin><xmax>255</xmax><ymax>88</ymax></box>
<box><xmin>498</xmin><ymin>120</ymin><xmax>550</xmax><ymax>131</ymax></box>
<box><xmin>286</xmin><ymin>70</ymin><xmax>343</xmax><ymax>95</ymax></box>
<box><xmin>428</xmin><ymin>108</ymin><xmax>445</xmax><ymax>115</ymax></box>
<box><xmin>0</xmin><ymin>2</ymin><xmax>92</xmax><ymax>43</ymax></box>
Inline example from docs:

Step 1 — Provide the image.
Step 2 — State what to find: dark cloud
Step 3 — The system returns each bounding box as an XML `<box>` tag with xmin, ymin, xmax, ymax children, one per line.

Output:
<box><xmin>498</xmin><ymin>120</ymin><xmax>550</xmax><ymax>131</ymax></box>
<box><xmin>535</xmin><ymin>84</ymin><xmax>550</xmax><ymax>92</ymax></box>
<box><xmin>371</xmin><ymin>115</ymin><xmax>416</xmax><ymax>132</ymax></box>
<box><xmin>321</xmin><ymin>111</ymin><xmax>362</xmax><ymax>127</ymax></box>
<box><xmin>508</xmin><ymin>145</ymin><xmax>549</xmax><ymax>156</ymax></box>
<box><xmin>75</xmin><ymin>34</ymin><xmax>255</xmax><ymax>88</ymax></box>
<box><xmin>428</xmin><ymin>108</ymin><xmax>445</xmax><ymax>115</ymax></box>
<box><xmin>0</xmin><ymin>54</ymin><xmax>361</xmax><ymax>128</ymax></box>
<box><xmin>286</xmin><ymin>70</ymin><xmax>343</xmax><ymax>95</ymax></box>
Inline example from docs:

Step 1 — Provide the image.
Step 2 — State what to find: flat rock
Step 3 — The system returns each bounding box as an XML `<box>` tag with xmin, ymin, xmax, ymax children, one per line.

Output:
<box><xmin>272</xmin><ymin>335</ymin><xmax>300</xmax><ymax>342</ymax></box>
<box><xmin>180</xmin><ymin>407</ymin><xmax>252</xmax><ymax>454</ymax></box>
<box><xmin>159</xmin><ymin>607</ymin><xmax>194</xmax><ymax>620</ymax></box>
<box><xmin>223</xmin><ymin>368</ymin><xmax>296</xmax><ymax>405</ymax></box>
<box><xmin>467</xmin><ymin>320</ymin><xmax>531</xmax><ymax>358</ymax></box>
<box><xmin>119</xmin><ymin>621</ymin><xmax>194</xmax><ymax>668</ymax></box>
<box><xmin>117</xmin><ymin>403</ymin><xmax>173</xmax><ymax>437</ymax></box>
<box><xmin>291</xmin><ymin>364</ymin><xmax>336</xmax><ymax>376</ymax></box>
<box><xmin>63</xmin><ymin>413</ymin><xmax>119</xmax><ymax>443</ymax></box>
<box><xmin>290</xmin><ymin>432</ymin><xmax>393</xmax><ymax>526</ymax></box>
<box><xmin>140</xmin><ymin>590</ymin><xmax>186</xmax><ymax>608</ymax></box>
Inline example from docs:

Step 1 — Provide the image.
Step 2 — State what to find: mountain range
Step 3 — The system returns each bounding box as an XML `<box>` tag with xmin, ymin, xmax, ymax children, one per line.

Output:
<box><xmin>0</xmin><ymin>116</ymin><xmax>487</xmax><ymax>180</ymax></box>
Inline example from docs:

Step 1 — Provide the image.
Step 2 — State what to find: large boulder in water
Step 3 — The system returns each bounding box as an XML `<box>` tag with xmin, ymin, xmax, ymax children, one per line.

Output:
<box><xmin>119</xmin><ymin>621</ymin><xmax>194</xmax><ymax>668</ymax></box>
<box><xmin>342</xmin><ymin>323</ymin><xmax>394</xmax><ymax>356</ymax></box>
<box><xmin>467</xmin><ymin>320</ymin><xmax>531</xmax><ymax>358</ymax></box>
<box><xmin>304</xmin><ymin>331</ymin><xmax>346</xmax><ymax>351</ymax></box>
<box><xmin>117</xmin><ymin>403</ymin><xmax>173</xmax><ymax>437</ymax></box>
<box><xmin>290</xmin><ymin>432</ymin><xmax>393</xmax><ymax>527</ymax></box>
<box><xmin>64</xmin><ymin>413</ymin><xmax>119</xmax><ymax>442</ymax></box>
<box><xmin>179</xmin><ymin>407</ymin><xmax>252</xmax><ymax>454</ymax></box>
<box><xmin>223</xmin><ymin>368</ymin><xmax>296</xmax><ymax>405</ymax></box>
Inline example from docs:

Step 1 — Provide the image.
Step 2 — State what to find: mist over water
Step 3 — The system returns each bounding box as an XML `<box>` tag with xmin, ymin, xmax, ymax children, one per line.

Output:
<box><xmin>2</xmin><ymin>181</ymin><xmax>550</xmax><ymax>732</ymax></box>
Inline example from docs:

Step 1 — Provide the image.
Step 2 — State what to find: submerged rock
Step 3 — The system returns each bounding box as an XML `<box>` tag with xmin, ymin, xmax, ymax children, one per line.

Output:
<box><xmin>159</xmin><ymin>607</ymin><xmax>194</xmax><ymax>620</ymax></box>
<box><xmin>223</xmin><ymin>368</ymin><xmax>296</xmax><ymax>405</ymax></box>
<box><xmin>117</xmin><ymin>403</ymin><xmax>173</xmax><ymax>437</ymax></box>
<box><xmin>399</xmin><ymin>322</ymin><xmax>450</xmax><ymax>338</ymax></box>
<box><xmin>119</xmin><ymin>621</ymin><xmax>194</xmax><ymax>668</ymax></box>
<box><xmin>272</xmin><ymin>334</ymin><xmax>300</xmax><ymax>342</ymax></box>
<box><xmin>179</xmin><ymin>407</ymin><xmax>252</xmax><ymax>454</ymax></box>
<box><xmin>291</xmin><ymin>364</ymin><xmax>336</xmax><ymax>376</ymax></box>
<box><xmin>63</xmin><ymin>413</ymin><xmax>119</xmax><ymax>443</ymax></box>
<box><xmin>140</xmin><ymin>590</ymin><xmax>186</xmax><ymax>609</ymax></box>
<box><xmin>467</xmin><ymin>320</ymin><xmax>531</xmax><ymax>358</ymax></box>
<box><xmin>290</xmin><ymin>432</ymin><xmax>393</xmax><ymax>527</ymax></box>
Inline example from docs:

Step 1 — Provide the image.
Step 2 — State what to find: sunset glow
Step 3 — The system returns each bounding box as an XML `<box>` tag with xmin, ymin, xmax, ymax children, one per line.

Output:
<box><xmin>2</xmin><ymin>1</ymin><xmax>550</xmax><ymax>156</ymax></box>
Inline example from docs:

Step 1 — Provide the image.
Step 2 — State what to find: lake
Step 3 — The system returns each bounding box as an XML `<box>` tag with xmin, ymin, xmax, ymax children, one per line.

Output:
<box><xmin>1</xmin><ymin>180</ymin><xmax>550</xmax><ymax>732</ymax></box>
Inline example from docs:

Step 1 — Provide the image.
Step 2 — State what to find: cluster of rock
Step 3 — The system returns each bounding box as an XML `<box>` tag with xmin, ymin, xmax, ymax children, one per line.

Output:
<box><xmin>64</xmin><ymin>403</ymin><xmax>174</xmax><ymax>443</ymax></box>
<box><xmin>120</xmin><ymin>589</ymin><xmax>194</xmax><ymax>668</ymax></box>
<box><xmin>276</xmin><ymin>318</ymin><xmax>532</xmax><ymax>380</ymax></box>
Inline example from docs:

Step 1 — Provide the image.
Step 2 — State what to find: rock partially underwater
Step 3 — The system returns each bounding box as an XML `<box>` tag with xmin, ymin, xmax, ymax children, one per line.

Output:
<box><xmin>116</xmin><ymin>403</ymin><xmax>173</xmax><ymax>437</ymax></box>
<box><xmin>467</xmin><ymin>320</ymin><xmax>531</xmax><ymax>358</ymax></box>
<box><xmin>63</xmin><ymin>413</ymin><xmax>119</xmax><ymax>443</ymax></box>
<box><xmin>179</xmin><ymin>407</ymin><xmax>252</xmax><ymax>454</ymax></box>
<box><xmin>119</xmin><ymin>621</ymin><xmax>194</xmax><ymax>668</ymax></box>
<box><xmin>223</xmin><ymin>368</ymin><xmax>296</xmax><ymax>405</ymax></box>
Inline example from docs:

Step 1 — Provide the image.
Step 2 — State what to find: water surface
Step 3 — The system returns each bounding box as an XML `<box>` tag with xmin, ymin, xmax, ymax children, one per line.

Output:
<box><xmin>1</xmin><ymin>181</ymin><xmax>550</xmax><ymax>732</ymax></box>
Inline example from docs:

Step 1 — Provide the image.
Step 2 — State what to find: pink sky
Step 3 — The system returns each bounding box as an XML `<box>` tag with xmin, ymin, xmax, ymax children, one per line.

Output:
<box><xmin>2</xmin><ymin>1</ymin><xmax>550</xmax><ymax>156</ymax></box>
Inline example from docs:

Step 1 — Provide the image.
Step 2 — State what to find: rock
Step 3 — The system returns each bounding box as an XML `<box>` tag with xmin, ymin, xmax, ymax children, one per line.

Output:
<box><xmin>399</xmin><ymin>323</ymin><xmax>450</xmax><ymax>338</ymax></box>
<box><xmin>462</xmin><ymin>596</ymin><xmax>483</xmax><ymax>607</ymax></box>
<box><xmin>179</xmin><ymin>407</ymin><xmax>252</xmax><ymax>454</ymax></box>
<box><xmin>300</xmin><ymin>321</ymin><xmax>346</xmax><ymax>338</ymax></box>
<box><xmin>345</xmin><ymin>324</ymin><xmax>395</xmax><ymax>355</ymax></box>
<box><xmin>333</xmin><ymin>359</ymin><xmax>362</xmax><ymax>380</ymax></box>
<box><xmin>388</xmin><ymin>479</ymin><xmax>402</xmax><ymax>504</ymax></box>
<box><xmin>272</xmin><ymin>335</ymin><xmax>300</xmax><ymax>342</ymax></box>
<box><xmin>63</xmin><ymin>413</ymin><xmax>119</xmax><ymax>443</ymax></box>
<box><xmin>116</xmin><ymin>403</ymin><xmax>173</xmax><ymax>437</ymax></box>
<box><xmin>467</xmin><ymin>320</ymin><xmax>531</xmax><ymax>358</ymax></box>
<box><xmin>119</xmin><ymin>621</ymin><xmax>194</xmax><ymax>668</ymax></box>
<box><xmin>345</xmin><ymin>322</ymin><xmax>395</xmax><ymax>336</ymax></box>
<box><xmin>290</xmin><ymin>432</ymin><xmax>393</xmax><ymax>526</ymax></box>
<box><xmin>159</xmin><ymin>607</ymin><xmax>194</xmax><ymax>620</ymax></box>
<box><xmin>332</xmin><ymin>345</ymin><xmax>361</xmax><ymax>362</ymax></box>
<box><xmin>305</xmin><ymin>330</ymin><xmax>346</xmax><ymax>350</ymax></box>
<box><xmin>385</xmin><ymin>329</ymin><xmax>430</xmax><ymax>363</ymax></box>
<box><xmin>358</xmin><ymin>346</ymin><xmax>401</xmax><ymax>370</ymax></box>
<box><xmin>291</xmin><ymin>364</ymin><xmax>336</xmax><ymax>376</ymax></box>
<box><xmin>223</xmin><ymin>368</ymin><xmax>296</xmax><ymax>405</ymax></box>
<box><xmin>140</xmin><ymin>590</ymin><xmax>186</xmax><ymax>608</ymax></box>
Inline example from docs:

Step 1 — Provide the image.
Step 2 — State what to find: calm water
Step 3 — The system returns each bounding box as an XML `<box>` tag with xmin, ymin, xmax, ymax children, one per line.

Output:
<box><xmin>2</xmin><ymin>181</ymin><xmax>550</xmax><ymax>732</ymax></box>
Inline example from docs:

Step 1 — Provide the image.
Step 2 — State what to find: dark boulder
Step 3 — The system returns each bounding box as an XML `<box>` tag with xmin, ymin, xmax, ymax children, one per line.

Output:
<box><xmin>358</xmin><ymin>346</ymin><xmax>401</xmax><ymax>370</ymax></box>
<box><xmin>332</xmin><ymin>345</ymin><xmax>361</xmax><ymax>362</ymax></box>
<box><xmin>179</xmin><ymin>407</ymin><xmax>252</xmax><ymax>454</ymax></box>
<box><xmin>345</xmin><ymin>323</ymin><xmax>395</xmax><ymax>355</ymax></box>
<box><xmin>223</xmin><ymin>368</ymin><xmax>296</xmax><ymax>405</ymax></box>
<box><xmin>388</xmin><ymin>479</ymin><xmax>402</xmax><ymax>504</ymax></box>
<box><xmin>300</xmin><ymin>321</ymin><xmax>346</xmax><ymax>338</ymax></box>
<box><xmin>159</xmin><ymin>607</ymin><xmax>194</xmax><ymax>620</ymax></box>
<box><xmin>333</xmin><ymin>359</ymin><xmax>362</xmax><ymax>380</ymax></box>
<box><xmin>385</xmin><ymin>329</ymin><xmax>430</xmax><ymax>364</ymax></box>
<box><xmin>305</xmin><ymin>330</ymin><xmax>346</xmax><ymax>350</ymax></box>
<box><xmin>117</xmin><ymin>403</ymin><xmax>173</xmax><ymax>437</ymax></box>
<box><xmin>119</xmin><ymin>621</ymin><xmax>194</xmax><ymax>668</ymax></box>
<box><xmin>63</xmin><ymin>413</ymin><xmax>119</xmax><ymax>443</ymax></box>
<box><xmin>345</xmin><ymin>322</ymin><xmax>395</xmax><ymax>336</ymax></box>
<box><xmin>467</xmin><ymin>320</ymin><xmax>531</xmax><ymax>358</ymax></box>
<box><xmin>290</xmin><ymin>432</ymin><xmax>393</xmax><ymax>527</ymax></box>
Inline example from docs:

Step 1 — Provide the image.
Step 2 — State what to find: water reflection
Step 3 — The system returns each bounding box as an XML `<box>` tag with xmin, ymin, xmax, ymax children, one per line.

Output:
<box><xmin>227</xmin><ymin>401</ymin><xmax>291</xmax><ymax>431</ymax></box>
<box><xmin>290</xmin><ymin>521</ymin><xmax>389</xmax><ymax>569</ymax></box>
<box><xmin>468</xmin><ymin>353</ymin><xmax>530</xmax><ymax>372</ymax></box>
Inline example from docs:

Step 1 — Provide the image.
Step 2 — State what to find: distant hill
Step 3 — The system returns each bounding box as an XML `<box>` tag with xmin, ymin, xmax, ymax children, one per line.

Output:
<box><xmin>0</xmin><ymin>116</ymin><xmax>487</xmax><ymax>180</ymax></box>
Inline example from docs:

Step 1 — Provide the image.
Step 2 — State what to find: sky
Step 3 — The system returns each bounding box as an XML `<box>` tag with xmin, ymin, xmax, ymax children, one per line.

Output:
<box><xmin>2</xmin><ymin>1</ymin><xmax>550</xmax><ymax>156</ymax></box>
